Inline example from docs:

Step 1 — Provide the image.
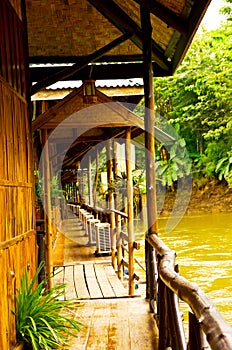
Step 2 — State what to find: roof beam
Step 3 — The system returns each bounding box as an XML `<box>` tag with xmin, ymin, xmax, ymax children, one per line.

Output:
<box><xmin>87</xmin><ymin>0</ymin><xmax>170</xmax><ymax>71</ymax></box>
<box><xmin>30</xmin><ymin>62</ymin><xmax>168</xmax><ymax>83</ymax></box>
<box><xmin>31</xmin><ymin>32</ymin><xmax>132</xmax><ymax>95</ymax></box>
<box><xmin>133</xmin><ymin>0</ymin><xmax>188</xmax><ymax>36</ymax></box>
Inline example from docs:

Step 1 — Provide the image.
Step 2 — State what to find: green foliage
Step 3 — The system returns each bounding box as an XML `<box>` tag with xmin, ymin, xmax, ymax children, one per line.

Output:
<box><xmin>13</xmin><ymin>263</ymin><xmax>82</xmax><ymax>350</ymax></box>
<box><xmin>155</xmin><ymin>139</ymin><xmax>192</xmax><ymax>189</ymax></box>
<box><xmin>215</xmin><ymin>150</ymin><xmax>232</xmax><ymax>187</ymax></box>
<box><xmin>150</xmin><ymin>11</ymin><xmax>232</xmax><ymax>186</ymax></box>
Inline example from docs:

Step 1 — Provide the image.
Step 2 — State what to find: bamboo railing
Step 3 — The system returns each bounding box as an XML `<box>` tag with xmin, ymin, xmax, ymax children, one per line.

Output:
<box><xmin>146</xmin><ymin>232</ymin><xmax>232</xmax><ymax>350</ymax></box>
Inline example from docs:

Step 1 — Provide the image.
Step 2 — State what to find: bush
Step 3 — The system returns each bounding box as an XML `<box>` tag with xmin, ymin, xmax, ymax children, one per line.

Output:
<box><xmin>13</xmin><ymin>263</ymin><xmax>83</xmax><ymax>350</ymax></box>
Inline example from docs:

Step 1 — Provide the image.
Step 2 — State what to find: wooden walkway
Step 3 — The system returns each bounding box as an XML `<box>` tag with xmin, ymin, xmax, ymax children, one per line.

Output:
<box><xmin>68</xmin><ymin>298</ymin><xmax>158</xmax><ymax>350</ymax></box>
<box><xmin>52</xmin><ymin>216</ymin><xmax>158</xmax><ymax>349</ymax></box>
<box><xmin>53</xmin><ymin>263</ymin><xmax>128</xmax><ymax>299</ymax></box>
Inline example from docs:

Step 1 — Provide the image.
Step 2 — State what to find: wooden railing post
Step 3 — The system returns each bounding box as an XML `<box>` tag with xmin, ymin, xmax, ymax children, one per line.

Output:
<box><xmin>88</xmin><ymin>155</ymin><xmax>93</xmax><ymax>206</ymax></box>
<box><xmin>116</xmin><ymin>213</ymin><xmax>123</xmax><ymax>280</ymax></box>
<box><xmin>106</xmin><ymin>140</ymin><xmax>117</xmax><ymax>270</ymax></box>
<box><xmin>188</xmin><ymin>312</ymin><xmax>210</xmax><ymax>350</ymax></box>
<box><xmin>93</xmin><ymin>149</ymin><xmax>99</xmax><ymax>207</ymax></box>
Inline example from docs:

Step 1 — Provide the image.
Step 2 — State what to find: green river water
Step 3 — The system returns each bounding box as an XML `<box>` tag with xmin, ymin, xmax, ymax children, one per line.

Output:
<box><xmin>134</xmin><ymin>212</ymin><xmax>232</xmax><ymax>327</ymax></box>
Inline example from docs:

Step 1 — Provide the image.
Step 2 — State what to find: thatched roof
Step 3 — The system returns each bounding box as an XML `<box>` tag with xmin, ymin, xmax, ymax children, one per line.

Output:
<box><xmin>26</xmin><ymin>0</ymin><xmax>211</xmax><ymax>94</ymax></box>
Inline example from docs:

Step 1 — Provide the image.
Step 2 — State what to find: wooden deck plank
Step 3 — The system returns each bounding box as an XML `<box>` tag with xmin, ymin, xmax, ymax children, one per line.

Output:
<box><xmin>84</xmin><ymin>264</ymin><xmax>103</xmax><ymax>299</ymax></box>
<box><xmin>84</xmin><ymin>301</ymin><xmax>111</xmax><ymax>349</ymax></box>
<box><xmin>68</xmin><ymin>298</ymin><xmax>158</xmax><ymax>350</ymax></box>
<box><xmin>74</xmin><ymin>264</ymin><xmax>90</xmax><ymax>299</ymax></box>
<box><xmin>94</xmin><ymin>264</ymin><xmax>116</xmax><ymax>298</ymax></box>
<box><xmin>107</xmin><ymin>302</ymin><xmax>131</xmax><ymax>350</ymax></box>
<box><xmin>128</xmin><ymin>301</ymin><xmax>159</xmax><ymax>349</ymax></box>
<box><xmin>104</xmin><ymin>264</ymin><xmax>128</xmax><ymax>297</ymax></box>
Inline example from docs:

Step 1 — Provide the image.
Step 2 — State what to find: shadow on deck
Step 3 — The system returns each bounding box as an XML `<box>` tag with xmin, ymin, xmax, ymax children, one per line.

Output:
<box><xmin>52</xmin><ymin>217</ymin><xmax>158</xmax><ymax>349</ymax></box>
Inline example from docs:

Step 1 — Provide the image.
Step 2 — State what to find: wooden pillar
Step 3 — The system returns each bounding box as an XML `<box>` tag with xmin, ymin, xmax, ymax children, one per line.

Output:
<box><xmin>106</xmin><ymin>140</ymin><xmax>117</xmax><ymax>270</ymax></box>
<box><xmin>93</xmin><ymin>149</ymin><xmax>99</xmax><ymax>207</ymax></box>
<box><xmin>125</xmin><ymin>127</ymin><xmax>135</xmax><ymax>295</ymax></box>
<box><xmin>113</xmin><ymin>141</ymin><xmax>123</xmax><ymax>280</ymax></box>
<box><xmin>141</xmin><ymin>7</ymin><xmax>158</xmax><ymax>306</ymax></box>
<box><xmin>88</xmin><ymin>155</ymin><xmax>93</xmax><ymax>206</ymax></box>
<box><xmin>41</xmin><ymin>129</ymin><xmax>53</xmax><ymax>289</ymax></box>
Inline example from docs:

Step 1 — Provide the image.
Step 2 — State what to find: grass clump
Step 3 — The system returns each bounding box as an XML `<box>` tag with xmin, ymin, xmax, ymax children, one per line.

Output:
<box><xmin>13</xmin><ymin>263</ymin><xmax>83</xmax><ymax>350</ymax></box>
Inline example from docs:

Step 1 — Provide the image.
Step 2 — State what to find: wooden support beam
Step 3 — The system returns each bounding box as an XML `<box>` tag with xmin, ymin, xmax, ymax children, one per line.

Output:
<box><xmin>141</xmin><ymin>8</ymin><xmax>158</xmax><ymax>236</ymax></box>
<box><xmin>125</xmin><ymin>127</ymin><xmax>135</xmax><ymax>296</ymax></box>
<box><xmin>88</xmin><ymin>156</ymin><xmax>93</xmax><ymax>206</ymax></box>
<box><xmin>141</xmin><ymin>7</ymin><xmax>158</xmax><ymax>309</ymax></box>
<box><xmin>106</xmin><ymin>140</ymin><xmax>117</xmax><ymax>270</ymax></box>
<box><xmin>93</xmin><ymin>149</ymin><xmax>99</xmax><ymax>207</ymax></box>
<box><xmin>88</xmin><ymin>0</ymin><xmax>169</xmax><ymax>71</ymax></box>
<box><xmin>41</xmin><ymin>129</ymin><xmax>53</xmax><ymax>289</ymax></box>
<box><xmin>31</xmin><ymin>32</ymin><xmax>132</xmax><ymax>95</ymax></box>
<box><xmin>133</xmin><ymin>0</ymin><xmax>188</xmax><ymax>36</ymax></box>
<box><xmin>113</xmin><ymin>141</ymin><xmax>123</xmax><ymax>280</ymax></box>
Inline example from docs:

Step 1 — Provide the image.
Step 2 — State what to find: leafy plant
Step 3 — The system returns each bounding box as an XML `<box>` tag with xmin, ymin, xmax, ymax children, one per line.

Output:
<box><xmin>155</xmin><ymin>139</ymin><xmax>192</xmax><ymax>190</ymax></box>
<box><xmin>215</xmin><ymin>150</ymin><xmax>232</xmax><ymax>187</ymax></box>
<box><xmin>13</xmin><ymin>263</ymin><xmax>82</xmax><ymax>350</ymax></box>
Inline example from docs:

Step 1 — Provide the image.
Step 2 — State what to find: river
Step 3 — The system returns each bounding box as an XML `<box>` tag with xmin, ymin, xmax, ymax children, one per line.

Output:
<box><xmin>134</xmin><ymin>212</ymin><xmax>232</xmax><ymax>326</ymax></box>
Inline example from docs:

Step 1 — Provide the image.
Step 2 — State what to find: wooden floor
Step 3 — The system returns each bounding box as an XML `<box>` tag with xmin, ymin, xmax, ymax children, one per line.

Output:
<box><xmin>68</xmin><ymin>298</ymin><xmax>158</xmax><ymax>350</ymax></box>
<box><xmin>52</xmin><ymin>216</ymin><xmax>158</xmax><ymax>349</ymax></box>
<box><xmin>53</xmin><ymin>263</ymin><xmax>128</xmax><ymax>299</ymax></box>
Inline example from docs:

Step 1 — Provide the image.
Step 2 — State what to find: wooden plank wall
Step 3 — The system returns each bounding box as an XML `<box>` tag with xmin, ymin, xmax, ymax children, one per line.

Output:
<box><xmin>0</xmin><ymin>1</ymin><xmax>36</xmax><ymax>349</ymax></box>
<box><xmin>0</xmin><ymin>0</ymin><xmax>26</xmax><ymax>97</ymax></box>
<box><xmin>0</xmin><ymin>232</ymin><xmax>37</xmax><ymax>350</ymax></box>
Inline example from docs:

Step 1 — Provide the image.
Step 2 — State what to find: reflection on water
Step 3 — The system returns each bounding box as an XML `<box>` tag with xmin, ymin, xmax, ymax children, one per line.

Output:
<box><xmin>134</xmin><ymin>212</ymin><xmax>232</xmax><ymax>325</ymax></box>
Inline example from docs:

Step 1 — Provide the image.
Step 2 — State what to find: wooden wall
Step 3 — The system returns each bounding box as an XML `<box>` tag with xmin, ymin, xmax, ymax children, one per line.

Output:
<box><xmin>0</xmin><ymin>0</ymin><xmax>26</xmax><ymax>97</ymax></box>
<box><xmin>0</xmin><ymin>1</ymin><xmax>36</xmax><ymax>349</ymax></box>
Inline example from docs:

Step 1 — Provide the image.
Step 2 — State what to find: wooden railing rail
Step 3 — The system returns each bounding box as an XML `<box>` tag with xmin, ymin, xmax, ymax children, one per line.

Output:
<box><xmin>79</xmin><ymin>203</ymin><xmax>128</xmax><ymax>219</ymax></box>
<box><xmin>146</xmin><ymin>232</ymin><xmax>232</xmax><ymax>350</ymax></box>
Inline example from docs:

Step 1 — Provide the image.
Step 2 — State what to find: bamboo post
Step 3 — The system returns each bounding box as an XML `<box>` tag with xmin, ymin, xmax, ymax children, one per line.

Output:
<box><xmin>113</xmin><ymin>141</ymin><xmax>123</xmax><ymax>280</ymax></box>
<box><xmin>88</xmin><ymin>155</ymin><xmax>93</xmax><ymax>206</ymax></box>
<box><xmin>125</xmin><ymin>127</ymin><xmax>135</xmax><ymax>295</ymax></box>
<box><xmin>41</xmin><ymin>129</ymin><xmax>53</xmax><ymax>289</ymax></box>
<box><xmin>106</xmin><ymin>140</ymin><xmax>117</xmax><ymax>270</ymax></box>
<box><xmin>141</xmin><ymin>7</ymin><xmax>158</xmax><ymax>307</ymax></box>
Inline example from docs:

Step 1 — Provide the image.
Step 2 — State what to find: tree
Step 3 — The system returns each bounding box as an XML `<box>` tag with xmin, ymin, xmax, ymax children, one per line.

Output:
<box><xmin>152</xmin><ymin>4</ymin><xmax>232</xmax><ymax>186</ymax></box>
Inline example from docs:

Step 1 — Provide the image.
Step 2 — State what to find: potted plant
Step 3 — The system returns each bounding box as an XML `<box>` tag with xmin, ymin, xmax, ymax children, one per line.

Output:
<box><xmin>13</xmin><ymin>263</ymin><xmax>83</xmax><ymax>350</ymax></box>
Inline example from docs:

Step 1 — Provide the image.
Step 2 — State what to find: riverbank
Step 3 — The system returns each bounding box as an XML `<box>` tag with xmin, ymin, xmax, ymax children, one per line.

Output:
<box><xmin>161</xmin><ymin>180</ymin><xmax>232</xmax><ymax>215</ymax></box>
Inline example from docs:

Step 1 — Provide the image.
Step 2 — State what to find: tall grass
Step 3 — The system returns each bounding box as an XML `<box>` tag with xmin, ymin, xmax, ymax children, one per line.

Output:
<box><xmin>13</xmin><ymin>263</ymin><xmax>83</xmax><ymax>350</ymax></box>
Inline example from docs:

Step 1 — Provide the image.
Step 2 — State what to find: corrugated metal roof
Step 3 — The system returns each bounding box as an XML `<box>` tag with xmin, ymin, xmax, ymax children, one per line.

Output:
<box><xmin>45</xmin><ymin>78</ymin><xmax>143</xmax><ymax>90</ymax></box>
